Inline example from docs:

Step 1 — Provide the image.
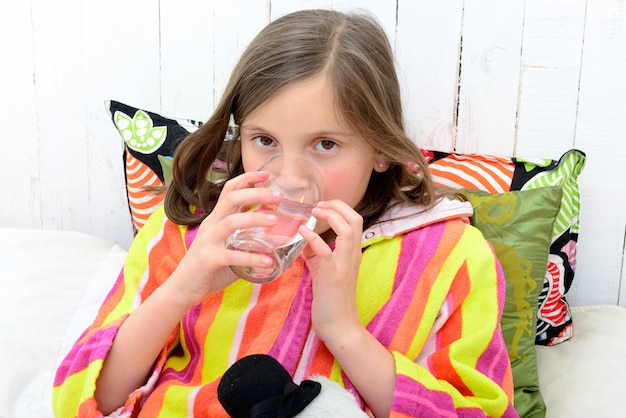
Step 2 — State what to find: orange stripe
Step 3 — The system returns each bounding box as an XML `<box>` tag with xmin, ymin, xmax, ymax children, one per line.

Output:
<box><xmin>239</xmin><ymin>261</ymin><xmax>306</xmax><ymax>356</ymax></box>
<box><xmin>390</xmin><ymin>222</ymin><xmax>463</xmax><ymax>354</ymax></box>
<box><xmin>125</xmin><ymin>152</ymin><xmax>165</xmax><ymax>230</ymax></box>
<box><xmin>390</xmin><ymin>413</ymin><xmax>413</xmax><ymax>418</ymax></box>
<box><xmin>193</xmin><ymin>381</ymin><xmax>222</xmax><ymax>416</ymax></box>
<box><xmin>431</xmin><ymin>262</ymin><xmax>472</xmax><ymax>396</ymax></box>
<box><xmin>430</xmin><ymin>168</ymin><xmax>485</xmax><ymax>190</ymax></box>
<box><xmin>439</xmin><ymin>261</ymin><xmax>470</xmax><ymax>348</ymax></box>
<box><xmin>140</xmin><ymin>221</ymin><xmax>186</xmax><ymax>300</ymax></box>
<box><xmin>430</xmin><ymin>155</ymin><xmax>514</xmax><ymax>193</ymax></box>
<box><xmin>308</xmin><ymin>344</ymin><xmax>337</xmax><ymax>378</ymax></box>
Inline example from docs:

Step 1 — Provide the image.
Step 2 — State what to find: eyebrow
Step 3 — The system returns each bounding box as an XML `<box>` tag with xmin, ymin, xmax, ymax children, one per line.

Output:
<box><xmin>240</xmin><ymin>124</ymin><xmax>355</xmax><ymax>138</ymax></box>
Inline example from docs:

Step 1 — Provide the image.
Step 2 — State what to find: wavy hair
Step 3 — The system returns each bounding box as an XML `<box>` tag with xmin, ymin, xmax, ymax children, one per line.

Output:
<box><xmin>165</xmin><ymin>9</ymin><xmax>438</xmax><ymax>229</ymax></box>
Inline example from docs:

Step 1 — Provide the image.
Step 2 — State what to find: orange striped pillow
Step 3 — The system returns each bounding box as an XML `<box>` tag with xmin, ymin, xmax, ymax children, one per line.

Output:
<box><xmin>107</xmin><ymin>101</ymin><xmax>202</xmax><ymax>234</ymax></box>
<box><xmin>422</xmin><ymin>149</ymin><xmax>515</xmax><ymax>194</ymax></box>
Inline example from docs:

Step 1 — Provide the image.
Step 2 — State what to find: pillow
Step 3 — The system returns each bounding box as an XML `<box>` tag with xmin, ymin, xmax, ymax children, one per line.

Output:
<box><xmin>424</xmin><ymin>149</ymin><xmax>586</xmax><ymax>346</ymax></box>
<box><xmin>463</xmin><ymin>186</ymin><xmax>563</xmax><ymax>418</ymax></box>
<box><xmin>106</xmin><ymin>100</ymin><xmax>202</xmax><ymax>233</ymax></box>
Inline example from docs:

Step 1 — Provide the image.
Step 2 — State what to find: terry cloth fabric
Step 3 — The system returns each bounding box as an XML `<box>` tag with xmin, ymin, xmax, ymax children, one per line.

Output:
<box><xmin>53</xmin><ymin>199</ymin><xmax>518</xmax><ymax>418</ymax></box>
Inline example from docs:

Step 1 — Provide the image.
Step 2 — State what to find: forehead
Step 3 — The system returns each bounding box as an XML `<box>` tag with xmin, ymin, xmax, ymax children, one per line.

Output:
<box><xmin>242</xmin><ymin>76</ymin><xmax>370</xmax><ymax>145</ymax></box>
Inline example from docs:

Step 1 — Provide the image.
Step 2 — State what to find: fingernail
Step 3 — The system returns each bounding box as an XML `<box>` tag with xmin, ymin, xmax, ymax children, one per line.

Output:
<box><xmin>267</xmin><ymin>214</ymin><xmax>277</xmax><ymax>221</ymax></box>
<box><xmin>261</xmin><ymin>257</ymin><xmax>273</xmax><ymax>265</ymax></box>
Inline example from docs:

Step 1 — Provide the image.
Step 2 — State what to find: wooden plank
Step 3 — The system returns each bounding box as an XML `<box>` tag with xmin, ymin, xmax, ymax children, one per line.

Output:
<box><xmin>332</xmin><ymin>0</ymin><xmax>398</xmax><ymax>46</ymax></box>
<box><xmin>0</xmin><ymin>0</ymin><xmax>41</xmax><ymax>228</ymax></box>
<box><xmin>270</xmin><ymin>0</ymin><xmax>397</xmax><ymax>45</ymax></box>
<box><xmin>270</xmin><ymin>0</ymin><xmax>335</xmax><ymax>19</ymax></box>
<box><xmin>81</xmin><ymin>0</ymin><xmax>161</xmax><ymax>249</ymax></box>
<box><xmin>213</xmin><ymin>2</ymin><xmax>270</xmax><ymax>109</ymax></box>
<box><xmin>455</xmin><ymin>0</ymin><xmax>525</xmax><ymax>156</ymax></box>
<box><xmin>396</xmin><ymin>0</ymin><xmax>464</xmax><ymax>151</ymax></box>
<box><xmin>567</xmin><ymin>0</ymin><xmax>626</xmax><ymax>306</ymax></box>
<box><xmin>621</xmin><ymin>230</ymin><xmax>626</xmax><ymax>307</ymax></box>
<box><xmin>160</xmin><ymin>0</ymin><xmax>216</xmax><ymax>120</ymax></box>
<box><xmin>30</xmin><ymin>0</ymin><xmax>90</xmax><ymax>232</ymax></box>
<box><xmin>515</xmin><ymin>0</ymin><xmax>586</xmax><ymax>159</ymax></box>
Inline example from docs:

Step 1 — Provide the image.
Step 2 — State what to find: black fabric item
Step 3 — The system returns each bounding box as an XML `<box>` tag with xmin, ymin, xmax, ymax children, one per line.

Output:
<box><xmin>217</xmin><ymin>354</ymin><xmax>321</xmax><ymax>418</ymax></box>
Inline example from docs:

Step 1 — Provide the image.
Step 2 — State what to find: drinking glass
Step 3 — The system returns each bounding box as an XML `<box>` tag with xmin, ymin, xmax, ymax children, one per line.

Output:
<box><xmin>226</xmin><ymin>154</ymin><xmax>323</xmax><ymax>283</ymax></box>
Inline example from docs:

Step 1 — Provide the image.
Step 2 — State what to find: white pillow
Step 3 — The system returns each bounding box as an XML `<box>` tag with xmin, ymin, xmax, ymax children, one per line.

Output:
<box><xmin>536</xmin><ymin>305</ymin><xmax>626</xmax><ymax>418</ymax></box>
<box><xmin>0</xmin><ymin>228</ymin><xmax>126</xmax><ymax>418</ymax></box>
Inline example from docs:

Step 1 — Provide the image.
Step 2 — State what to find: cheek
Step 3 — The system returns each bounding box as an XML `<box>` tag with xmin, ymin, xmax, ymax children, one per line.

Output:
<box><xmin>320</xmin><ymin>166</ymin><xmax>372</xmax><ymax>207</ymax></box>
<box><xmin>241</xmin><ymin>152</ymin><xmax>266</xmax><ymax>173</ymax></box>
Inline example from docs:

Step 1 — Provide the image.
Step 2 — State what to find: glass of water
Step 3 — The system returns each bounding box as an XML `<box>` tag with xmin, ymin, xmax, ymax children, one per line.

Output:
<box><xmin>226</xmin><ymin>154</ymin><xmax>323</xmax><ymax>283</ymax></box>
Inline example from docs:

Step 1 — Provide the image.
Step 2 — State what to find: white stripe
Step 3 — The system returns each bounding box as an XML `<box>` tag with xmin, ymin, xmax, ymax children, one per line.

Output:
<box><xmin>294</xmin><ymin>329</ymin><xmax>318</xmax><ymax>384</ymax></box>
<box><xmin>187</xmin><ymin>386</ymin><xmax>202</xmax><ymax>417</ymax></box>
<box><xmin>128</xmin><ymin>169</ymin><xmax>159</xmax><ymax>186</ymax></box>
<box><xmin>131</xmin><ymin>204</ymin><xmax>163</xmax><ymax>218</ymax></box>
<box><xmin>228</xmin><ymin>284</ymin><xmax>262</xmax><ymax>366</ymax></box>
<box><xmin>129</xmin><ymin>194</ymin><xmax>162</xmax><ymax>208</ymax></box>
<box><xmin>431</xmin><ymin>165</ymin><xmax>503</xmax><ymax>192</ymax></box>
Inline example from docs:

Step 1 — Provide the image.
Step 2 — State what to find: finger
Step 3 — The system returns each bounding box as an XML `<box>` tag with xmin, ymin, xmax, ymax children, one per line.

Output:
<box><xmin>222</xmin><ymin>246</ymin><xmax>275</xmax><ymax>272</ymax></box>
<box><xmin>317</xmin><ymin>200</ymin><xmax>363</xmax><ymax>230</ymax></box>
<box><xmin>215</xmin><ymin>211</ymin><xmax>279</xmax><ymax>242</ymax></box>
<box><xmin>298</xmin><ymin>224</ymin><xmax>332</xmax><ymax>258</ymax></box>
<box><xmin>312</xmin><ymin>202</ymin><xmax>363</xmax><ymax>262</ymax></box>
<box><xmin>213</xmin><ymin>180</ymin><xmax>282</xmax><ymax>219</ymax></box>
<box><xmin>221</xmin><ymin>170</ymin><xmax>270</xmax><ymax>193</ymax></box>
<box><xmin>312</xmin><ymin>206</ymin><xmax>360</xmax><ymax>243</ymax></box>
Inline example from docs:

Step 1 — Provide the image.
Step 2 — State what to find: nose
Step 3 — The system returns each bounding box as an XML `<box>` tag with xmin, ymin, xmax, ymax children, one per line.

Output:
<box><xmin>264</xmin><ymin>154</ymin><xmax>322</xmax><ymax>203</ymax></box>
<box><xmin>275</xmin><ymin>159</ymin><xmax>315</xmax><ymax>193</ymax></box>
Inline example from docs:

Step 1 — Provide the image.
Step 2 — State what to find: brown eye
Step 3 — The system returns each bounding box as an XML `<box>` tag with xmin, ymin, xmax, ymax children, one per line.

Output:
<box><xmin>316</xmin><ymin>139</ymin><xmax>337</xmax><ymax>152</ymax></box>
<box><xmin>254</xmin><ymin>136</ymin><xmax>275</xmax><ymax>147</ymax></box>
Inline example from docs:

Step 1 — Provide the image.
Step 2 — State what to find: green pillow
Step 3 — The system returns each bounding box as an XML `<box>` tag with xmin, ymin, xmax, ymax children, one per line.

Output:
<box><xmin>463</xmin><ymin>186</ymin><xmax>563</xmax><ymax>418</ymax></box>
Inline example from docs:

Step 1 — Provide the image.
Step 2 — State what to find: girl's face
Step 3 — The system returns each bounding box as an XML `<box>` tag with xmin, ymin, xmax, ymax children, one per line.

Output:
<box><xmin>239</xmin><ymin>76</ymin><xmax>383</xmax><ymax>235</ymax></box>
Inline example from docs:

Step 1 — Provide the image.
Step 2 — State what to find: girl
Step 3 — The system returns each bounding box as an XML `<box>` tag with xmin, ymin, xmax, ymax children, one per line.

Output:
<box><xmin>53</xmin><ymin>9</ymin><xmax>518</xmax><ymax>417</ymax></box>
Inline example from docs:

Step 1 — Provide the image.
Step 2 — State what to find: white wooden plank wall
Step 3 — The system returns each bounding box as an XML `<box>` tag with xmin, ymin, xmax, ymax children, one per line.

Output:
<box><xmin>1</xmin><ymin>0</ymin><xmax>624</xmax><ymax>307</ymax></box>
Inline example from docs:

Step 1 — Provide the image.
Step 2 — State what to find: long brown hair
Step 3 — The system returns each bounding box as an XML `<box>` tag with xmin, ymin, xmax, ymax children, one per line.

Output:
<box><xmin>165</xmin><ymin>9</ymin><xmax>438</xmax><ymax>228</ymax></box>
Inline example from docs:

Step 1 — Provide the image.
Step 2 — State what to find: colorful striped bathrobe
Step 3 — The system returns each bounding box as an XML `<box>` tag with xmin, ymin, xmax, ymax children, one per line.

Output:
<box><xmin>53</xmin><ymin>198</ymin><xmax>518</xmax><ymax>417</ymax></box>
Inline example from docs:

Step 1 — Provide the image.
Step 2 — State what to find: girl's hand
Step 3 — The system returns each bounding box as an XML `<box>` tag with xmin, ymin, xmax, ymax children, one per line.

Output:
<box><xmin>166</xmin><ymin>171</ymin><xmax>283</xmax><ymax>309</ymax></box>
<box><xmin>298</xmin><ymin>200</ymin><xmax>364</xmax><ymax>345</ymax></box>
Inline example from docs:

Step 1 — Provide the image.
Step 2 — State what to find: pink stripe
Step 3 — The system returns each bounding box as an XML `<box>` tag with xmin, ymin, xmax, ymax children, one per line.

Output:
<box><xmin>54</xmin><ymin>326</ymin><xmax>120</xmax><ymax>386</ymax></box>
<box><xmin>160</xmin><ymin>304</ymin><xmax>202</xmax><ymax>383</ymax></box>
<box><xmin>293</xmin><ymin>329</ymin><xmax>320</xmax><ymax>383</ymax></box>
<box><xmin>475</xmin><ymin>333</ymin><xmax>510</xmax><ymax>386</ymax></box>
<box><xmin>368</xmin><ymin>224</ymin><xmax>445</xmax><ymax>344</ymax></box>
<box><xmin>393</xmin><ymin>374</ymin><xmax>497</xmax><ymax>417</ymax></box>
<box><xmin>270</xmin><ymin>268</ymin><xmax>313</xmax><ymax>372</ymax></box>
<box><xmin>184</xmin><ymin>223</ymin><xmax>199</xmax><ymax>249</ymax></box>
<box><xmin>392</xmin><ymin>375</ymin><xmax>457</xmax><ymax>417</ymax></box>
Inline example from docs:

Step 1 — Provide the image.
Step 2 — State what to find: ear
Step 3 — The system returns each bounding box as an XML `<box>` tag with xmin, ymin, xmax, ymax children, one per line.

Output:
<box><xmin>373</xmin><ymin>159</ymin><xmax>389</xmax><ymax>173</ymax></box>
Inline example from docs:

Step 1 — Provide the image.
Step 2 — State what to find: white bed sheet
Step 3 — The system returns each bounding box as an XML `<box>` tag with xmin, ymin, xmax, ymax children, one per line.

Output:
<box><xmin>0</xmin><ymin>228</ymin><xmax>126</xmax><ymax>418</ymax></box>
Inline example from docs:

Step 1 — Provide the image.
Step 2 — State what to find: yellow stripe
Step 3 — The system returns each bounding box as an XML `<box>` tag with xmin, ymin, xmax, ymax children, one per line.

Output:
<box><xmin>356</xmin><ymin>236</ymin><xmax>400</xmax><ymax>324</ymax></box>
<box><xmin>454</xmin><ymin>227</ymin><xmax>498</xmax><ymax>360</ymax></box>
<box><xmin>202</xmin><ymin>281</ymin><xmax>255</xmax><ymax>382</ymax></box>
<box><xmin>166</xmin><ymin>324</ymin><xmax>192</xmax><ymax>373</ymax></box>
<box><xmin>104</xmin><ymin>207</ymin><xmax>168</xmax><ymax>325</ymax></box>
<box><xmin>52</xmin><ymin>360</ymin><xmax>103</xmax><ymax>417</ymax></box>
<box><xmin>160</xmin><ymin>385</ymin><xmax>193</xmax><ymax>417</ymax></box>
